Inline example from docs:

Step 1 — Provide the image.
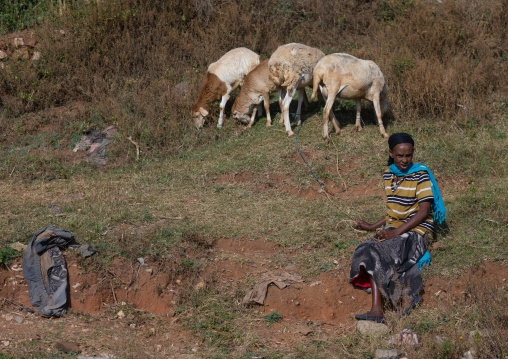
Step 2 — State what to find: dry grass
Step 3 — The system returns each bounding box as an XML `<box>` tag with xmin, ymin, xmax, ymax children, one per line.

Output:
<box><xmin>0</xmin><ymin>0</ymin><xmax>507</xmax><ymax>357</ymax></box>
<box><xmin>1</xmin><ymin>0</ymin><xmax>507</xmax><ymax>156</ymax></box>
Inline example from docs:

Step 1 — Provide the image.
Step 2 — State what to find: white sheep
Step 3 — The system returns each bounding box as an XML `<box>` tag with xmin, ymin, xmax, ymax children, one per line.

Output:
<box><xmin>191</xmin><ymin>47</ymin><xmax>260</xmax><ymax>129</ymax></box>
<box><xmin>311</xmin><ymin>53</ymin><xmax>389</xmax><ymax>139</ymax></box>
<box><xmin>268</xmin><ymin>43</ymin><xmax>324</xmax><ymax>136</ymax></box>
<box><xmin>231</xmin><ymin>59</ymin><xmax>309</xmax><ymax>129</ymax></box>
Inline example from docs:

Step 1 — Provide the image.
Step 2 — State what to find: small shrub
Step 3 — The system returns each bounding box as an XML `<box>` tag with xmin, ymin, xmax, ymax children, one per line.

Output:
<box><xmin>0</xmin><ymin>247</ymin><xmax>19</xmax><ymax>266</ymax></box>
<box><xmin>263</xmin><ymin>311</ymin><xmax>283</xmax><ymax>326</ymax></box>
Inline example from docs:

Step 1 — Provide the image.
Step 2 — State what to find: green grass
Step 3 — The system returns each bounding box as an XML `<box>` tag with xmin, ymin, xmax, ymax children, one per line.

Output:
<box><xmin>1</xmin><ymin>96</ymin><xmax>507</xmax><ymax>357</ymax></box>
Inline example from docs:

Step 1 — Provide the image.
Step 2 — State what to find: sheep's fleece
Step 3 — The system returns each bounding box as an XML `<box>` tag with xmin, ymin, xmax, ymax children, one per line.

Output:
<box><xmin>22</xmin><ymin>226</ymin><xmax>96</xmax><ymax>317</ymax></box>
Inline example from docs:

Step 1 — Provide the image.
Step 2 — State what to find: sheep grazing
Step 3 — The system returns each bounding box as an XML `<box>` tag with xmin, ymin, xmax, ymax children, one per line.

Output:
<box><xmin>311</xmin><ymin>53</ymin><xmax>389</xmax><ymax>139</ymax></box>
<box><xmin>231</xmin><ymin>60</ymin><xmax>276</xmax><ymax>128</ymax></box>
<box><xmin>268</xmin><ymin>43</ymin><xmax>324</xmax><ymax>136</ymax></box>
<box><xmin>191</xmin><ymin>47</ymin><xmax>260</xmax><ymax>129</ymax></box>
<box><xmin>231</xmin><ymin>60</ymin><xmax>309</xmax><ymax>129</ymax></box>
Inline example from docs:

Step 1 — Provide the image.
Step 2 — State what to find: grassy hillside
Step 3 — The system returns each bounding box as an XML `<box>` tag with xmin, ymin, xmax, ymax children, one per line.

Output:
<box><xmin>0</xmin><ymin>0</ymin><xmax>507</xmax><ymax>358</ymax></box>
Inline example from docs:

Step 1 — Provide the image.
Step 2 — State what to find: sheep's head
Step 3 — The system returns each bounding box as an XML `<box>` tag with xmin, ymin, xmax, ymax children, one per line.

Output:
<box><xmin>191</xmin><ymin>107</ymin><xmax>209</xmax><ymax>129</ymax></box>
<box><xmin>231</xmin><ymin>98</ymin><xmax>253</xmax><ymax>125</ymax></box>
<box><xmin>232</xmin><ymin>110</ymin><xmax>251</xmax><ymax>125</ymax></box>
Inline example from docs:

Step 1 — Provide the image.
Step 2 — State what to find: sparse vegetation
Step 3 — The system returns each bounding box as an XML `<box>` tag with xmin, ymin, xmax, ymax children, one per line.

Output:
<box><xmin>0</xmin><ymin>0</ymin><xmax>507</xmax><ymax>357</ymax></box>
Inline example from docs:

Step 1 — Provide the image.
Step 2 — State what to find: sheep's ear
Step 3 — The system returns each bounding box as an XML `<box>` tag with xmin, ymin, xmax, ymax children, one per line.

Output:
<box><xmin>199</xmin><ymin>107</ymin><xmax>209</xmax><ymax>117</ymax></box>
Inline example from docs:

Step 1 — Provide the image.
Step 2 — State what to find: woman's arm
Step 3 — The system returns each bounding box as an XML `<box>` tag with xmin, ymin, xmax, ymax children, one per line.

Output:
<box><xmin>355</xmin><ymin>217</ymin><xmax>386</xmax><ymax>232</ymax></box>
<box><xmin>377</xmin><ymin>201</ymin><xmax>431</xmax><ymax>240</ymax></box>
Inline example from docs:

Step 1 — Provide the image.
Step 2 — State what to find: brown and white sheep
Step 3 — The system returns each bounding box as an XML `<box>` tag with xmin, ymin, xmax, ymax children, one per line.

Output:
<box><xmin>268</xmin><ymin>43</ymin><xmax>324</xmax><ymax>136</ymax></box>
<box><xmin>311</xmin><ymin>53</ymin><xmax>389</xmax><ymax>139</ymax></box>
<box><xmin>190</xmin><ymin>47</ymin><xmax>260</xmax><ymax>129</ymax></box>
<box><xmin>231</xmin><ymin>59</ymin><xmax>310</xmax><ymax>129</ymax></box>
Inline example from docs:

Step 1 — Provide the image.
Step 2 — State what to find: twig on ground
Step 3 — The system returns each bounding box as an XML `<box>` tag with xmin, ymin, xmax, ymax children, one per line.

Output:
<box><xmin>127</xmin><ymin>136</ymin><xmax>140</xmax><ymax>161</ymax></box>
<box><xmin>160</xmin><ymin>216</ymin><xmax>185</xmax><ymax>220</ymax></box>
<box><xmin>110</xmin><ymin>280</ymin><xmax>118</xmax><ymax>305</ymax></box>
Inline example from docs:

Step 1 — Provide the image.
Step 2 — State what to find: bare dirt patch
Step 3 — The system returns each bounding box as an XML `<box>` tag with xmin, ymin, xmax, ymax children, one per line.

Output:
<box><xmin>2</xmin><ymin>237</ymin><xmax>508</xmax><ymax>356</ymax></box>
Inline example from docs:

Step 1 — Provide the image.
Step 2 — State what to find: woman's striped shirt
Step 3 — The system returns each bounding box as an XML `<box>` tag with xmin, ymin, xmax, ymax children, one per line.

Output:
<box><xmin>383</xmin><ymin>169</ymin><xmax>434</xmax><ymax>238</ymax></box>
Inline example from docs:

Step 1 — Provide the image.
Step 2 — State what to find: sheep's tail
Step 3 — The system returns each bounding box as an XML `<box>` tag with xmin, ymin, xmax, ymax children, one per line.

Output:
<box><xmin>311</xmin><ymin>72</ymin><xmax>322</xmax><ymax>100</ymax></box>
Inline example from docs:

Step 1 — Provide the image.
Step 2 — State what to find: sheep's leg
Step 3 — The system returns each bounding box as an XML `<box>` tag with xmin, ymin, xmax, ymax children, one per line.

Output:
<box><xmin>330</xmin><ymin>109</ymin><xmax>341</xmax><ymax>135</ymax></box>
<box><xmin>278</xmin><ymin>88</ymin><xmax>286</xmax><ymax>124</ymax></box>
<box><xmin>302</xmin><ymin>88</ymin><xmax>310</xmax><ymax>111</ymax></box>
<box><xmin>352</xmin><ymin>100</ymin><xmax>363</xmax><ymax>132</ymax></box>
<box><xmin>283</xmin><ymin>87</ymin><xmax>294</xmax><ymax>136</ymax></box>
<box><xmin>373</xmin><ymin>95</ymin><xmax>389</xmax><ymax>138</ymax></box>
<box><xmin>322</xmin><ymin>92</ymin><xmax>336</xmax><ymax>139</ymax></box>
<box><xmin>262</xmin><ymin>93</ymin><xmax>272</xmax><ymax>127</ymax></box>
<box><xmin>295</xmin><ymin>90</ymin><xmax>305</xmax><ymax>125</ymax></box>
<box><xmin>217</xmin><ymin>91</ymin><xmax>231</xmax><ymax>128</ymax></box>
<box><xmin>247</xmin><ymin>107</ymin><xmax>258</xmax><ymax>129</ymax></box>
<box><xmin>256</xmin><ymin>103</ymin><xmax>264</xmax><ymax>117</ymax></box>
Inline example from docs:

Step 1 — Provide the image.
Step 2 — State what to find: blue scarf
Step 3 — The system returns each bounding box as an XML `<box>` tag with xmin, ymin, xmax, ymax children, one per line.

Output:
<box><xmin>389</xmin><ymin>163</ymin><xmax>447</xmax><ymax>224</ymax></box>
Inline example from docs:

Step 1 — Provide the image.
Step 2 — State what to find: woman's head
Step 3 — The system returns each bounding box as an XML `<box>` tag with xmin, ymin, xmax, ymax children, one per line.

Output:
<box><xmin>388</xmin><ymin>133</ymin><xmax>414</xmax><ymax>170</ymax></box>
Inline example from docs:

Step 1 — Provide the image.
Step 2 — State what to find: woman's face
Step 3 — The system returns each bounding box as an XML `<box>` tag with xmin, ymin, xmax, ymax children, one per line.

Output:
<box><xmin>389</xmin><ymin>143</ymin><xmax>414</xmax><ymax>171</ymax></box>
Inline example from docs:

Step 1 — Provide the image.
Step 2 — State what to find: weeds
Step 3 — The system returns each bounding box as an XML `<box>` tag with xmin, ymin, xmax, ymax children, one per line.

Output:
<box><xmin>263</xmin><ymin>311</ymin><xmax>283</xmax><ymax>326</ymax></box>
<box><xmin>0</xmin><ymin>247</ymin><xmax>19</xmax><ymax>266</ymax></box>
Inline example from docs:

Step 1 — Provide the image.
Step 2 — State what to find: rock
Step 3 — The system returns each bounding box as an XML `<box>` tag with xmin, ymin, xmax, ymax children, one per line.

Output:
<box><xmin>285</xmin><ymin>264</ymin><xmax>297</xmax><ymax>271</ymax></box>
<box><xmin>145</xmin><ymin>268</ymin><xmax>153</xmax><ymax>274</ymax></box>
<box><xmin>2</xmin><ymin>340</ymin><xmax>9</xmax><ymax>347</ymax></box>
<box><xmin>389</xmin><ymin>329</ymin><xmax>419</xmax><ymax>346</ymax></box>
<box><xmin>14</xmin><ymin>315</ymin><xmax>24</xmax><ymax>324</ymax></box>
<box><xmin>13</xmin><ymin>37</ymin><xmax>24</xmax><ymax>47</ymax></box>
<box><xmin>32</xmin><ymin>51</ymin><xmax>41</xmax><ymax>61</ymax></box>
<box><xmin>172</xmin><ymin>82</ymin><xmax>189</xmax><ymax>98</ymax></box>
<box><xmin>55</xmin><ymin>341</ymin><xmax>81</xmax><ymax>354</ymax></box>
<box><xmin>374</xmin><ymin>349</ymin><xmax>404</xmax><ymax>359</ymax></box>
<box><xmin>296</xmin><ymin>324</ymin><xmax>313</xmax><ymax>336</ymax></box>
<box><xmin>309</xmin><ymin>281</ymin><xmax>321</xmax><ymax>287</ymax></box>
<box><xmin>195</xmin><ymin>282</ymin><xmax>205</xmax><ymax>291</ymax></box>
<box><xmin>25</xmin><ymin>38</ymin><xmax>37</xmax><ymax>47</ymax></box>
<box><xmin>357</xmin><ymin>320</ymin><xmax>389</xmax><ymax>336</ymax></box>
<box><xmin>434</xmin><ymin>336</ymin><xmax>447</xmax><ymax>346</ymax></box>
<box><xmin>10</xmin><ymin>242</ymin><xmax>27</xmax><ymax>252</ymax></box>
<box><xmin>1</xmin><ymin>314</ymin><xmax>14</xmax><ymax>322</ymax></box>
<box><xmin>137</xmin><ymin>257</ymin><xmax>147</xmax><ymax>267</ymax></box>
<box><xmin>10</xmin><ymin>264</ymin><xmax>23</xmax><ymax>272</ymax></box>
<box><xmin>117</xmin><ymin>310</ymin><xmax>125</xmax><ymax>318</ymax></box>
<box><xmin>0</xmin><ymin>50</ymin><xmax>7</xmax><ymax>60</ymax></box>
<box><xmin>461</xmin><ymin>350</ymin><xmax>476</xmax><ymax>359</ymax></box>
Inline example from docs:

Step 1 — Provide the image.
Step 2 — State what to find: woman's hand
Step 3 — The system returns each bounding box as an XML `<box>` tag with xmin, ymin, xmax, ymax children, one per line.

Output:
<box><xmin>355</xmin><ymin>218</ymin><xmax>386</xmax><ymax>232</ymax></box>
<box><xmin>376</xmin><ymin>228</ymin><xmax>401</xmax><ymax>240</ymax></box>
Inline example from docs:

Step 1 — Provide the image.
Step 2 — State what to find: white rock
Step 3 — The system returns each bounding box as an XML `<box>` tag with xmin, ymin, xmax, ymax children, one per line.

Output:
<box><xmin>374</xmin><ymin>349</ymin><xmax>403</xmax><ymax>359</ymax></box>
<box><xmin>389</xmin><ymin>328</ymin><xmax>419</xmax><ymax>346</ymax></box>
<box><xmin>116</xmin><ymin>310</ymin><xmax>125</xmax><ymax>318</ymax></box>
<box><xmin>32</xmin><ymin>51</ymin><xmax>41</xmax><ymax>61</ymax></box>
<box><xmin>13</xmin><ymin>37</ymin><xmax>24</xmax><ymax>47</ymax></box>
<box><xmin>461</xmin><ymin>350</ymin><xmax>476</xmax><ymax>359</ymax></box>
<box><xmin>0</xmin><ymin>50</ymin><xmax>7</xmax><ymax>60</ymax></box>
<box><xmin>357</xmin><ymin>320</ymin><xmax>389</xmax><ymax>336</ymax></box>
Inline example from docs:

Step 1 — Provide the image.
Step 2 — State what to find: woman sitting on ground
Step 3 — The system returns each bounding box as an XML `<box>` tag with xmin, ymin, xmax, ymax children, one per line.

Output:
<box><xmin>350</xmin><ymin>132</ymin><xmax>446</xmax><ymax>323</ymax></box>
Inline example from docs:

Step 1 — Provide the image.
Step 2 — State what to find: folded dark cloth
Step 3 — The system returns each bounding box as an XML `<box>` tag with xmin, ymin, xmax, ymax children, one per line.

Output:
<box><xmin>22</xmin><ymin>226</ymin><xmax>76</xmax><ymax>317</ymax></box>
<box><xmin>350</xmin><ymin>230</ymin><xmax>428</xmax><ymax>306</ymax></box>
